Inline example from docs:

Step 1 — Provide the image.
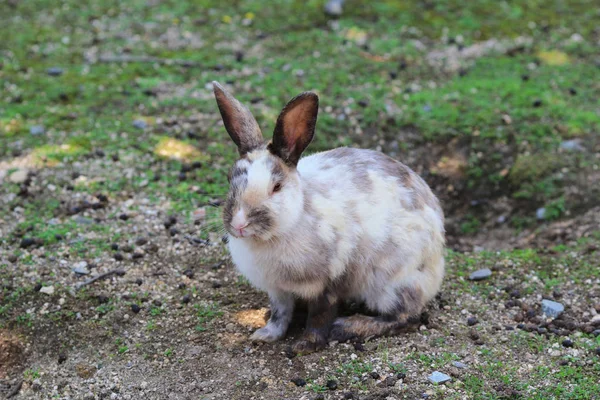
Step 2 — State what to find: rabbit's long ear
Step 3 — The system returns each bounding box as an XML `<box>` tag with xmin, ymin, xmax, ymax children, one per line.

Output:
<box><xmin>269</xmin><ymin>92</ymin><xmax>319</xmax><ymax>167</ymax></box>
<box><xmin>213</xmin><ymin>81</ymin><xmax>264</xmax><ymax>156</ymax></box>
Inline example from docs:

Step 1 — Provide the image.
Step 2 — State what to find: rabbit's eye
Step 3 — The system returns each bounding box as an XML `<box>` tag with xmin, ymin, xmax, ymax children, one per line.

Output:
<box><xmin>272</xmin><ymin>183</ymin><xmax>282</xmax><ymax>193</ymax></box>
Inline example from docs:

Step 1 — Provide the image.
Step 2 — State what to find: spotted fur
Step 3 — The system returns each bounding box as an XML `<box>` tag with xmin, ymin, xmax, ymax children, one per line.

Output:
<box><xmin>213</xmin><ymin>82</ymin><xmax>445</xmax><ymax>352</ymax></box>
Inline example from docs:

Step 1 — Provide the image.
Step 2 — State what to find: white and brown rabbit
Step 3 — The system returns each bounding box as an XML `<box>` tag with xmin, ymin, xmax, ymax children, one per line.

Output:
<box><xmin>213</xmin><ymin>82</ymin><xmax>445</xmax><ymax>353</ymax></box>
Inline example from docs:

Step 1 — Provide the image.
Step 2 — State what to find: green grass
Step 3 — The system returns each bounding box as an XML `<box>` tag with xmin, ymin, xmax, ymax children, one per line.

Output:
<box><xmin>194</xmin><ymin>302</ymin><xmax>223</xmax><ymax>332</ymax></box>
<box><xmin>1</xmin><ymin>0</ymin><xmax>598</xmax><ymax>228</ymax></box>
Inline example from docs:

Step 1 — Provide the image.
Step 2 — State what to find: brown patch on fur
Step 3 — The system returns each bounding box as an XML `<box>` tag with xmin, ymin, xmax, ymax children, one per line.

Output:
<box><xmin>228</xmin><ymin>161</ymin><xmax>249</xmax><ymax>182</ymax></box>
<box><xmin>324</xmin><ymin>147</ymin><xmax>356</xmax><ymax>160</ymax></box>
<box><xmin>394</xmin><ymin>285</ymin><xmax>424</xmax><ymax>316</ymax></box>
<box><xmin>247</xmin><ymin>207</ymin><xmax>273</xmax><ymax>234</ymax></box>
<box><xmin>264</xmin><ymin>154</ymin><xmax>289</xmax><ymax>183</ymax></box>
<box><xmin>277</xmin><ymin>260</ymin><xmax>329</xmax><ymax>285</ymax></box>
<box><xmin>379</xmin><ymin>154</ymin><xmax>412</xmax><ymax>187</ymax></box>
<box><xmin>293</xmin><ymin>292</ymin><xmax>339</xmax><ymax>354</ymax></box>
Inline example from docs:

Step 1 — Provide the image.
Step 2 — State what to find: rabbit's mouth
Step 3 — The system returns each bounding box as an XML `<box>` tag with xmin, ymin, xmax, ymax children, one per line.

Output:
<box><xmin>236</xmin><ymin>227</ymin><xmax>250</xmax><ymax>238</ymax></box>
<box><xmin>230</xmin><ymin>225</ymin><xmax>254</xmax><ymax>239</ymax></box>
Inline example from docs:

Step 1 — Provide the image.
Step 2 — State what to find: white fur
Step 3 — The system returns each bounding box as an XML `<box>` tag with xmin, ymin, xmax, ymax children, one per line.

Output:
<box><xmin>228</xmin><ymin>148</ymin><xmax>445</xmax><ymax>316</ymax></box>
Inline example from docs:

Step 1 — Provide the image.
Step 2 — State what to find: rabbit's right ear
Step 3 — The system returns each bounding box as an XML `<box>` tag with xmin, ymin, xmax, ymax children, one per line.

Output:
<box><xmin>212</xmin><ymin>81</ymin><xmax>264</xmax><ymax>156</ymax></box>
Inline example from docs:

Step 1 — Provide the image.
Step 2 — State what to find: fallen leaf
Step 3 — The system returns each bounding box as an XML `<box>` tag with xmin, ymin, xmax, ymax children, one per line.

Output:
<box><xmin>154</xmin><ymin>137</ymin><xmax>209</xmax><ymax>162</ymax></box>
<box><xmin>537</xmin><ymin>50</ymin><xmax>570</xmax><ymax>66</ymax></box>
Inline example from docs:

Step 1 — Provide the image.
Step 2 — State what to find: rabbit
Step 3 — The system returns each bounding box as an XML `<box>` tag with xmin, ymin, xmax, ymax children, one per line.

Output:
<box><xmin>212</xmin><ymin>81</ymin><xmax>445</xmax><ymax>353</ymax></box>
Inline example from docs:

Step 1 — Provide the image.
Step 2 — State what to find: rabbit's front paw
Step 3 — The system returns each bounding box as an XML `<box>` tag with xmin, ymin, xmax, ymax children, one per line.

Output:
<box><xmin>250</xmin><ymin>326</ymin><xmax>285</xmax><ymax>343</ymax></box>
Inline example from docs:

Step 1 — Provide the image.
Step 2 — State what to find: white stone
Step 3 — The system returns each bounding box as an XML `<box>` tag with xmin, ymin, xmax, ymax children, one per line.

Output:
<box><xmin>9</xmin><ymin>169</ymin><xmax>28</xmax><ymax>184</ymax></box>
<box><xmin>39</xmin><ymin>286</ymin><xmax>55</xmax><ymax>295</ymax></box>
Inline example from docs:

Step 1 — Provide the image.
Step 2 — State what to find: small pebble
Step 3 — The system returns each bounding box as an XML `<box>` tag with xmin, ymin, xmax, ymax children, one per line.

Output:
<box><xmin>560</xmin><ymin>139</ymin><xmax>584</xmax><ymax>152</ymax></box>
<box><xmin>291</xmin><ymin>378</ymin><xmax>306</xmax><ymax>387</ymax></box>
<box><xmin>132</xmin><ymin>120</ymin><xmax>147</xmax><ymax>129</ymax></box>
<box><xmin>452</xmin><ymin>361</ymin><xmax>467</xmax><ymax>369</ymax></box>
<box><xmin>39</xmin><ymin>286</ymin><xmax>55</xmax><ymax>295</ymax></box>
<box><xmin>47</xmin><ymin>67</ymin><xmax>64</xmax><ymax>76</ymax></box>
<box><xmin>324</xmin><ymin>0</ymin><xmax>344</xmax><ymax>16</ymax></box>
<box><xmin>352</xmin><ymin>342</ymin><xmax>365</xmax><ymax>352</ymax></box>
<box><xmin>562</xmin><ymin>339</ymin><xmax>574</xmax><ymax>348</ymax></box>
<box><xmin>20</xmin><ymin>238</ymin><xmax>37</xmax><ymax>249</ymax></box>
<box><xmin>542</xmin><ymin>299</ymin><xmax>564</xmax><ymax>318</ymax></box>
<box><xmin>383</xmin><ymin>376</ymin><xmax>397</xmax><ymax>387</ymax></box>
<box><xmin>469</xmin><ymin>269</ymin><xmax>492</xmax><ymax>281</ymax></box>
<box><xmin>536</xmin><ymin>208</ymin><xmax>546</xmax><ymax>220</ymax></box>
<box><xmin>164</xmin><ymin>216</ymin><xmax>177</xmax><ymax>229</ymax></box>
<box><xmin>72</xmin><ymin>263</ymin><xmax>90</xmax><ymax>275</ymax></box>
<box><xmin>428</xmin><ymin>371</ymin><xmax>451</xmax><ymax>384</ymax></box>
<box><xmin>132</xmin><ymin>250</ymin><xmax>144</xmax><ymax>259</ymax></box>
<box><xmin>10</xmin><ymin>169</ymin><xmax>29</xmax><ymax>184</ymax></box>
<box><xmin>135</xmin><ymin>237</ymin><xmax>148</xmax><ymax>246</ymax></box>
<box><xmin>30</xmin><ymin>125</ymin><xmax>45</xmax><ymax>135</ymax></box>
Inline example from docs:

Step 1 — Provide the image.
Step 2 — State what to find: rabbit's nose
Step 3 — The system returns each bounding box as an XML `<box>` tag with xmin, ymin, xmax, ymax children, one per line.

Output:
<box><xmin>231</xmin><ymin>208</ymin><xmax>249</xmax><ymax>231</ymax></box>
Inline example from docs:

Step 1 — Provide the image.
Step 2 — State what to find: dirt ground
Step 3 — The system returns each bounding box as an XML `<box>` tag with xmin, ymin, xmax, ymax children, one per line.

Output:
<box><xmin>1</xmin><ymin>0</ymin><xmax>599</xmax><ymax>399</ymax></box>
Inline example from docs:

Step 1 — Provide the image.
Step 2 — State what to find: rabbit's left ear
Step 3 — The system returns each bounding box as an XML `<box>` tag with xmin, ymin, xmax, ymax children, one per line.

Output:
<box><xmin>269</xmin><ymin>92</ymin><xmax>319</xmax><ymax>167</ymax></box>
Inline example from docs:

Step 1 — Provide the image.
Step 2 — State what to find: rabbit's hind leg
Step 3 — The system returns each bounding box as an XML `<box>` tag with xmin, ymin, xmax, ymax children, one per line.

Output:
<box><xmin>329</xmin><ymin>284</ymin><xmax>424</xmax><ymax>342</ymax></box>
